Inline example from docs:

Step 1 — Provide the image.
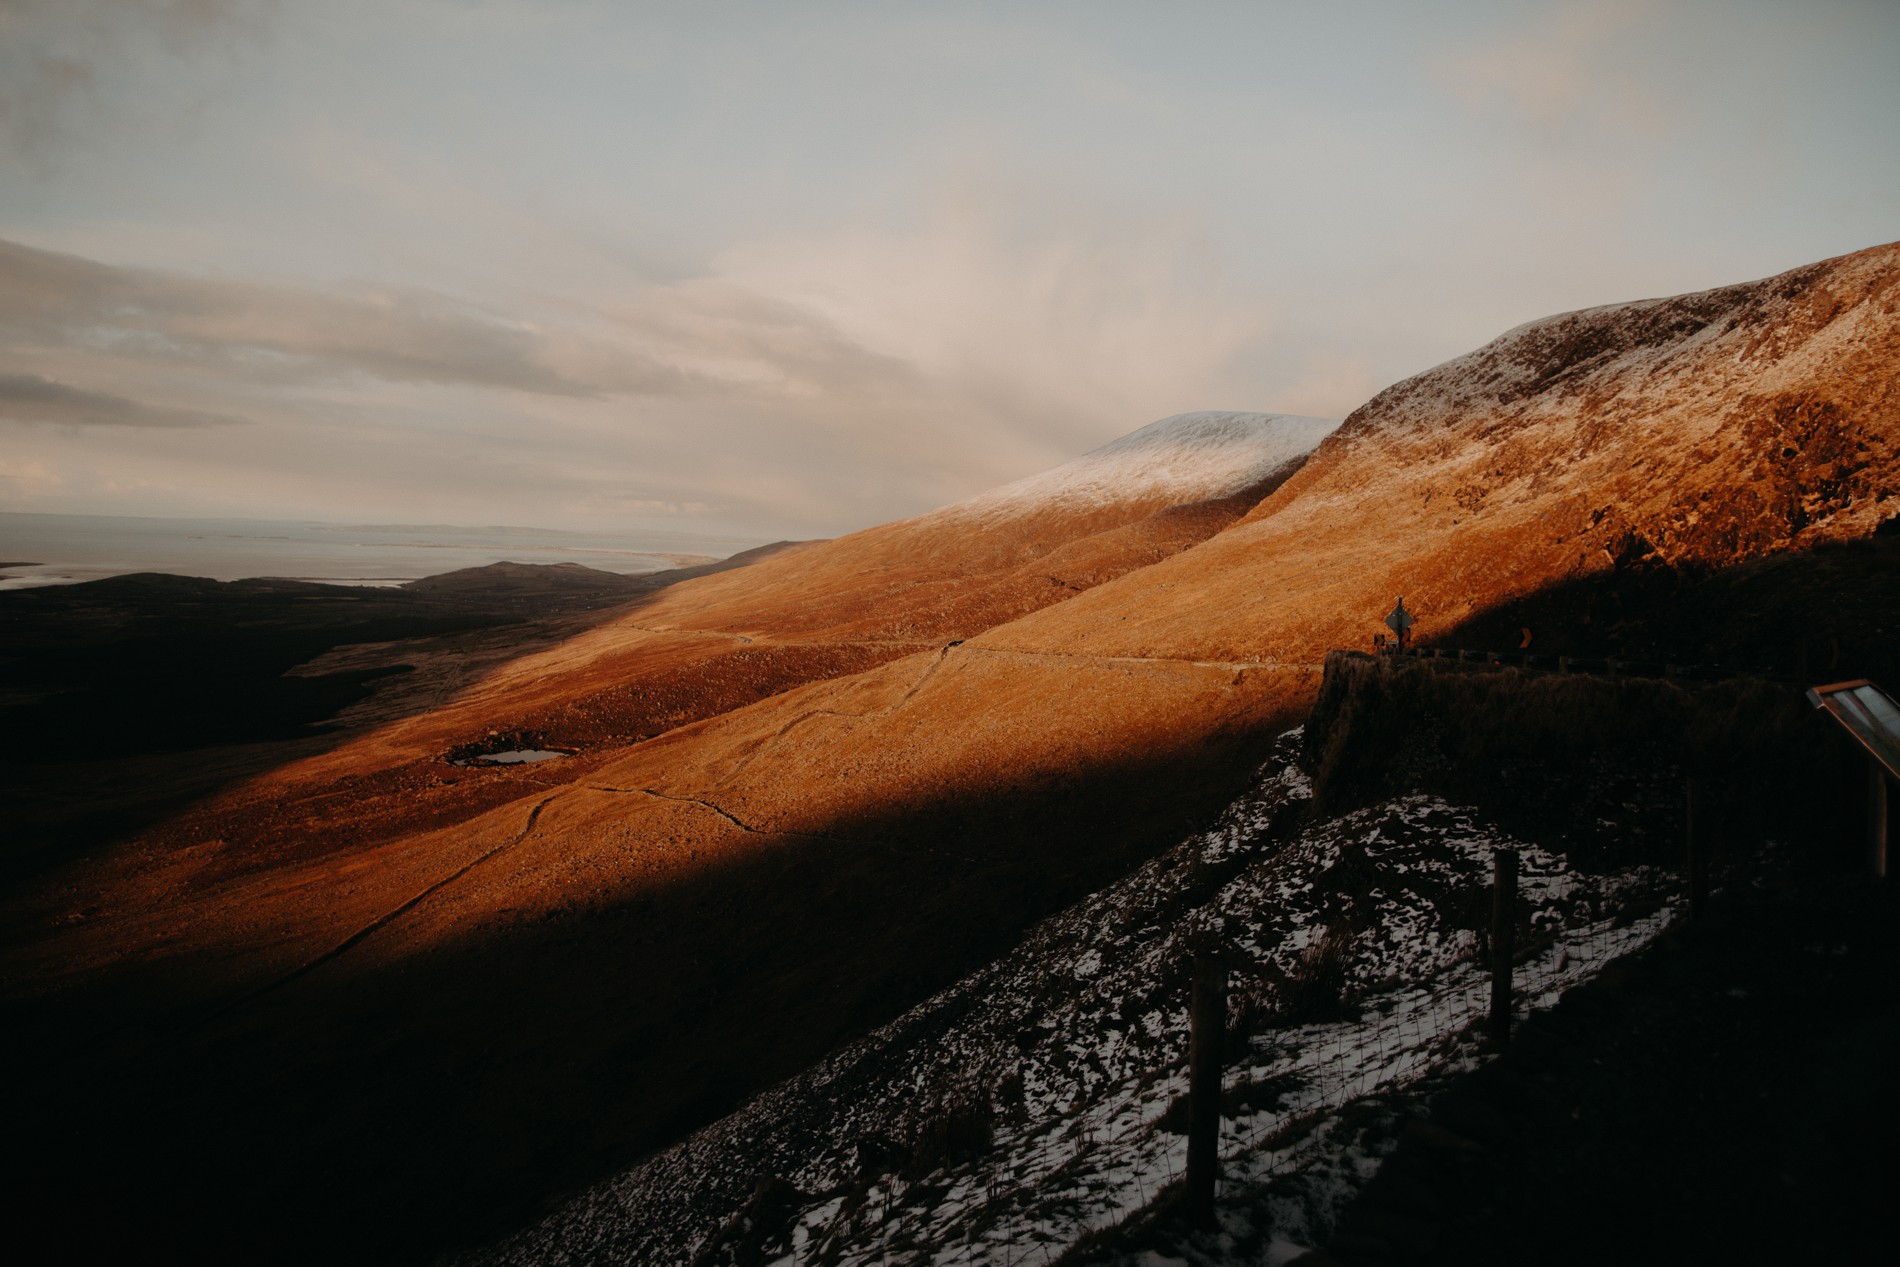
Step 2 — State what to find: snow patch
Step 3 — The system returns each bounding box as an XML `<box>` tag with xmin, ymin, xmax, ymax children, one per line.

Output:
<box><xmin>464</xmin><ymin>734</ymin><xmax>1682</xmax><ymax>1267</ymax></box>
<box><xmin>948</xmin><ymin>412</ymin><xmax>1338</xmax><ymax>521</ymax></box>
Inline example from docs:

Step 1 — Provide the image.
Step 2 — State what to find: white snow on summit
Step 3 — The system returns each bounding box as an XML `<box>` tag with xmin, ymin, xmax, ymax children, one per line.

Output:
<box><xmin>950</xmin><ymin>411</ymin><xmax>1338</xmax><ymax>520</ymax></box>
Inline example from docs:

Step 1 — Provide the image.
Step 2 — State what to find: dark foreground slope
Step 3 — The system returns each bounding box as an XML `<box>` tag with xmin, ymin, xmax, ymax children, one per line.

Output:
<box><xmin>0</xmin><ymin>561</ymin><xmax>727</xmax><ymax>877</ymax></box>
<box><xmin>469</xmin><ymin>646</ymin><xmax>1891</xmax><ymax>1266</ymax></box>
<box><xmin>1305</xmin><ymin>875</ymin><xmax>1899</xmax><ymax>1267</ymax></box>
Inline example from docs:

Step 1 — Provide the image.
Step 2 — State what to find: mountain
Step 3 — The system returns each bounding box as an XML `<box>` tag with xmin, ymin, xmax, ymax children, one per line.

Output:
<box><xmin>944</xmin><ymin>410</ymin><xmax>1335</xmax><ymax>525</ymax></box>
<box><xmin>4</xmin><ymin>244</ymin><xmax>1896</xmax><ymax>1264</ymax></box>
<box><xmin>0</xmin><ymin>408</ymin><xmax>1339</xmax><ymax>1262</ymax></box>
<box><xmin>997</xmin><ymin>240</ymin><xmax>1898</xmax><ymax>672</ymax></box>
<box><xmin>47</xmin><ymin>411</ymin><xmax>1333</xmax><ymax>865</ymax></box>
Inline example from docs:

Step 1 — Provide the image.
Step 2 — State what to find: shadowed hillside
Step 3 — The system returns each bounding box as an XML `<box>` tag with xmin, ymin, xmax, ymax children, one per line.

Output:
<box><xmin>0</xmin><ymin>559</ymin><xmax>791</xmax><ymax>880</ymax></box>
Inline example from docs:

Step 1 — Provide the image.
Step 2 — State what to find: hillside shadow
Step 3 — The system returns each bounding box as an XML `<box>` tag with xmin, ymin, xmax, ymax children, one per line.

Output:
<box><xmin>1302</xmin><ymin>650</ymin><xmax>1870</xmax><ymax>876</ymax></box>
<box><xmin>1412</xmin><ymin>525</ymin><xmax>1900</xmax><ymax>685</ymax></box>
<box><xmin>0</xmin><ymin>548</ymin><xmax>804</xmax><ymax>888</ymax></box>
<box><xmin>1309</xmin><ymin>533</ymin><xmax>1900</xmax><ymax>879</ymax></box>
<box><xmin>0</xmin><ymin>710</ymin><xmax>1301</xmax><ymax>1265</ymax></box>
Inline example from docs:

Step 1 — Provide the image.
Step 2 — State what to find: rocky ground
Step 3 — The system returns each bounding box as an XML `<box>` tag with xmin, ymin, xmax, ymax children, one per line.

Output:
<box><xmin>1300</xmin><ymin>869</ymin><xmax>1898</xmax><ymax>1267</ymax></box>
<box><xmin>463</xmin><ymin>729</ymin><xmax>1694</xmax><ymax>1267</ymax></box>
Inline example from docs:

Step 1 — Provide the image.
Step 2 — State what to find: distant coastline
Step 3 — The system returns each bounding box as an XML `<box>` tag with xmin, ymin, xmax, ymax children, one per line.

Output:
<box><xmin>0</xmin><ymin>511</ymin><xmax>766</xmax><ymax>591</ymax></box>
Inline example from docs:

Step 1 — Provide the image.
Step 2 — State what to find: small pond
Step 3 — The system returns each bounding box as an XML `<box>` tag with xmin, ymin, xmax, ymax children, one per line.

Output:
<box><xmin>454</xmin><ymin>748</ymin><xmax>570</xmax><ymax>766</ymax></box>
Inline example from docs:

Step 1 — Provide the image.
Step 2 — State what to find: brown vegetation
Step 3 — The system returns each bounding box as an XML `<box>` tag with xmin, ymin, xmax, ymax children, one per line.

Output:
<box><xmin>1301</xmin><ymin>650</ymin><xmax>1866</xmax><ymax>872</ymax></box>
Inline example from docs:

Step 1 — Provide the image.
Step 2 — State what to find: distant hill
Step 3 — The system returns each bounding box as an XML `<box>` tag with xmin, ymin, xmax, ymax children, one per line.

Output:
<box><xmin>400</xmin><ymin>560</ymin><xmax>649</xmax><ymax>594</ymax></box>
<box><xmin>170</xmin><ymin>410</ymin><xmax>1340</xmax><ymax>783</ymax></box>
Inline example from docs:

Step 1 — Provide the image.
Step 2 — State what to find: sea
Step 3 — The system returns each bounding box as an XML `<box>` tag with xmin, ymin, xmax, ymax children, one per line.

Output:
<box><xmin>0</xmin><ymin>512</ymin><xmax>768</xmax><ymax>591</ymax></box>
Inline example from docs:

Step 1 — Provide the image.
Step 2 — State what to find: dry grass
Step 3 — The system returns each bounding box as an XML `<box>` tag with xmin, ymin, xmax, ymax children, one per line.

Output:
<box><xmin>1302</xmin><ymin>651</ymin><xmax>1863</xmax><ymax>870</ymax></box>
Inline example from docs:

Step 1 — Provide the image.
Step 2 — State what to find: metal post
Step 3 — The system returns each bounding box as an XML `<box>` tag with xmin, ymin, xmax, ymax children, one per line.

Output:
<box><xmin>1686</xmin><ymin>777</ymin><xmax>1708</xmax><ymax>920</ymax></box>
<box><xmin>1185</xmin><ymin>953</ymin><xmax>1226</xmax><ymax>1229</ymax></box>
<box><xmin>1489</xmin><ymin>849</ymin><xmax>1518</xmax><ymax>1048</ymax></box>
<box><xmin>1872</xmin><ymin>757</ymin><xmax>1890</xmax><ymax>881</ymax></box>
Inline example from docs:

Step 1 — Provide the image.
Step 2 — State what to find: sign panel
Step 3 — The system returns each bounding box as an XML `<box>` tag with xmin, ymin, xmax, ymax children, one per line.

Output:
<box><xmin>1807</xmin><ymin>679</ymin><xmax>1900</xmax><ymax>782</ymax></box>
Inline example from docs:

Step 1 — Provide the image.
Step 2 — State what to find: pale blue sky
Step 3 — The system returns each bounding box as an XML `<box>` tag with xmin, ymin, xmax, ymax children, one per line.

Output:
<box><xmin>1</xmin><ymin>0</ymin><xmax>1895</xmax><ymax>538</ymax></box>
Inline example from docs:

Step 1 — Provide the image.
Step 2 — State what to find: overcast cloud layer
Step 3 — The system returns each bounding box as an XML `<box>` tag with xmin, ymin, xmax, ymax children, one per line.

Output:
<box><xmin>1</xmin><ymin>0</ymin><xmax>1896</xmax><ymax>539</ymax></box>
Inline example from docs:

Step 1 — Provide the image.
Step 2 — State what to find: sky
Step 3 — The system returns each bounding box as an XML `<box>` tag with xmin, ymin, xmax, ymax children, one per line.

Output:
<box><xmin>1</xmin><ymin>0</ymin><xmax>1896</xmax><ymax>542</ymax></box>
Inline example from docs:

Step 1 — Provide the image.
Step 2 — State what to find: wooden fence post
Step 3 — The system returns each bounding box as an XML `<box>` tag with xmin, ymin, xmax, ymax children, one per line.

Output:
<box><xmin>1185</xmin><ymin>953</ymin><xmax>1226</xmax><ymax>1229</ymax></box>
<box><xmin>1686</xmin><ymin>776</ymin><xmax>1708</xmax><ymax>920</ymax></box>
<box><xmin>1871</xmin><ymin>757</ymin><xmax>1890</xmax><ymax>881</ymax></box>
<box><xmin>1489</xmin><ymin>849</ymin><xmax>1518</xmax><ymax>1048</ymax></box>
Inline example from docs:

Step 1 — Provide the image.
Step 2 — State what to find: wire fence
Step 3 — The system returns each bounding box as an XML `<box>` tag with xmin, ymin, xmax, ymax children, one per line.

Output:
<box><xmin>475</xmin><ymin>704</ymin><xmax>1830</xmax><ymax>1267</ymax></box>
<box><xmin>791</xmin><ymin>844</ymin><xmax>1705</xmax><ymax>1267</ymax></box>
<box><xmin>1215</xmin><ymin>881</ymin><xmax>1679</xmax><ymax>1197</ymax></box>
<box><xmin>1378</xmin><ymin>642</ymin><xmax>1799</xmax><ymax>685</ymax></box>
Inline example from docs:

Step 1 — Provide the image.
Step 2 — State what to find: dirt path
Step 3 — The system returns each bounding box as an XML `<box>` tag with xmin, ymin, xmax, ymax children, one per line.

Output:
<box><xmin>205</xmin><ymin>793</ymin><xmax>563</xmax><ymax>1019</ymax></box>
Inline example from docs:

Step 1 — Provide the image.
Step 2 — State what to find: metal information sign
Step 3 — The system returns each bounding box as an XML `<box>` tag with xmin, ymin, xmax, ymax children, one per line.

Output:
<box><xmin>1808</xmin><ymin>679</ymin><xmax>1899</xmax><ymax>879</ymax></box>
<box><xmin>1807</xmin><ymin>680</ymin><xmax>1900</xmax><ymax>782</ymax></box>
<box><xmin>1384</xmin><ymin>597</ymin><xmax>1414</xmax><ymax>646</ymax></box>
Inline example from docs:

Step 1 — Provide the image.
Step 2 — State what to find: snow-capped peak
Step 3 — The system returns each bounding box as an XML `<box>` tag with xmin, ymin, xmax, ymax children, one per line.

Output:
<box><xmin>951</xmin><ymin>411</ymin><xmax>1339</xmax><ymax>520</ymax></box>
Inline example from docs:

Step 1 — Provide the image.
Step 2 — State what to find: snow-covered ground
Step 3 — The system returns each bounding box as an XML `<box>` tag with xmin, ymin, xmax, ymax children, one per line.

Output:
<box><xmin>947</xmin><ymin>413</ymin><xmax>1338</xmax><ymax>522</ymax></box>
<box><xmin>461</xmin><ymin>729</ymin><xmax>1680</xmax><ymax>1267</ymax></box>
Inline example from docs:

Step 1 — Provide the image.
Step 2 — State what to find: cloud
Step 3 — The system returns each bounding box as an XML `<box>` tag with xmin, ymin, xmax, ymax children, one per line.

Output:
<box><xmin>587</xmin><ymin>280</ymin><xmax>925</xmax><ymax>405</ymax></box>
<box><xmin>0</xmin><ymin>453</ymin><xmax>66</xmax><ymax>498</ymax></box>
<box><xmin>0</xmin><ymin>169</ymin><xmax>1289</xmax><ymax>534</ymax></box>
<box><xmin>0</xmin><ymin>190</ymin><xmax>1270</xmax><ymax>462</ymax></box>
<box><xmin>1275</xmin><ymin>351</ymin><xmax>1382</xmax><ymax>421</ymax></box>
<box><xmin>695</xmin><ymin>168</ymin><xmax>1272</xmax><ymax>468</ymax></box>
<box><xmin>609</xmin><ymin>497</ymin><xmax>715</xmax><ymax>515</ymax></box>
<box><xmin>0</xmin><ymin>0</ymin><xmax>270</xmax><ymax>164</ymax></box>
<box><xmin>1432</xmin><ymin>0</ymin><xmax>1670</xmax><ymax>140</ymax></box>
<box><xmin>0</xmin><ymin>234</ymin><xmax>932</xmax><ymax>411</ymax></box>
<box><xmin>0</xmin><ymin>371</ymin><xmax>241</xmax><ymax>427</ymax></box>
<box><xmin>0</xmin><ymin>236</ymin><xmax>684</xmax><ymax>396</ymax></box>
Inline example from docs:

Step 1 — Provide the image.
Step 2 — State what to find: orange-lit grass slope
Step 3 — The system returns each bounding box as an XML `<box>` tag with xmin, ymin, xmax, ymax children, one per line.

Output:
<box><xmin>5</xmin><ymin>246</ymin><xmax>1896</xmax><ymax>1264</ymax></box>
<box><xmin>2</xmin><ymin>413</ymin><xmax>1332</xmax><ymax>1022</ymax></box>
<box><xmin>499</xmin><ymin>238</ymin><xmax>1898</xmax><ymax>955</ymax></box>
<box><xmin>1015</xmin><ymin>240</ymin><xmax>1898</xmax><ymax>669</ymax></box>
<box><xmin>0</xmin><ymin>415</ymin><xmax>1331</xmax><ymax>1261</ymax></box>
